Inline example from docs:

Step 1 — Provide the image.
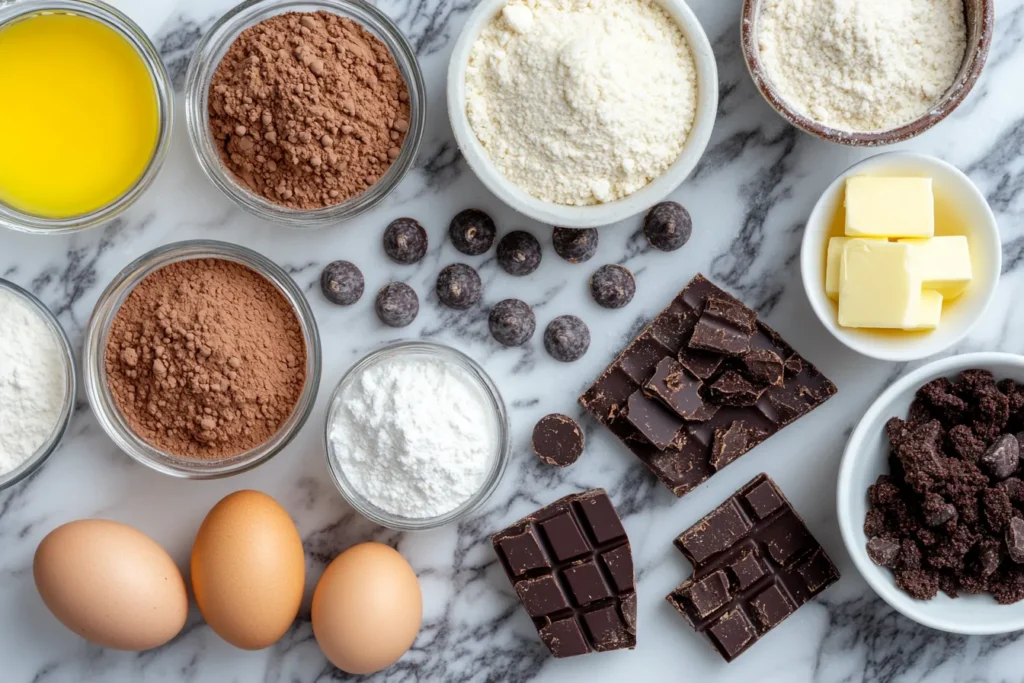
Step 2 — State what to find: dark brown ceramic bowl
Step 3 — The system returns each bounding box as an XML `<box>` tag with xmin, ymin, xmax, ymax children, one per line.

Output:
<box><xmin>741</xmin><ymin>0</ymin><xmax>993</xmax><ymax>146</ymax></box>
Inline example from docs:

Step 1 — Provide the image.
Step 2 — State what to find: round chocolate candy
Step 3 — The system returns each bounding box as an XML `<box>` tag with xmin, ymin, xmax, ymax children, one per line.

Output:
<box><xmin>497</xmin><ymin>231</ymin><xmax>542</xmax><ymax>276</ymax></box>
<box><xmin>436</xmin><ymin>263</ymin><xmax>482</xmax><ymax>310</ymax></box>
<box><xmin>375</xmin><ymin>282</ymin><xmax>419</xmax><ymax>327</ymax></box>
<box><xmin>532</xmin><ymin>414</ymin><xmax>584</xmax><ymax>467</ymax></box>
<box><xmin>320</xmin><ymin>261</ymin><xmax>364</xmax><ymax>306</ymax></box>
<box><xmin>590</xmin><ymin>264</ymin><xmax>635</xmax><ymax>309</ymax></box>
<box><xmin>643</xmin><ymin>201</ymin><xmax>692</xmax><ymax>252</ymax></box>
<box><xmin>552</xmin><ymin>227</ymin><xmax>598</xmax><ymax>264</ymax></box>
<box><xmin>383</xmin><ymin>217</ymin><xmax>428</xmax><ymax>264</ymax></box>
<box><xmin>449</xmin><ymin>209</ymin><xmax>496</xmax><ymax>256</ymax></box>
<box><xmin>544</xmin><ymin>315</ymin><xmax>590</xmax><ymax>362</ymax></box>
<box><xmin>489</xmin><ymin>299</ymin><xmax>535</xmax><ymax>347</ymax></box>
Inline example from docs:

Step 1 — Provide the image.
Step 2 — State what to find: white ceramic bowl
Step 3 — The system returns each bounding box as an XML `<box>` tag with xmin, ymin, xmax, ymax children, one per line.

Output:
<box><xmin>446</xmin><ymin>0</ymin><xmax>718</xmax><ymax>228</ymax></box>
<box><xmin>801</xmin><ymin>152</ymin><xmax>1001</xmax><ymax>362</ymax></box>
<box><xmin>838</xmin><ymin>353</ymin><xmax>1024</xmax><ymax>635</ymax></box>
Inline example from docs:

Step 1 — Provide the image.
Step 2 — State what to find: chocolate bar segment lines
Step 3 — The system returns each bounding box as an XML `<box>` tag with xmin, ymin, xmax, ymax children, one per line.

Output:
<box><xmin>580</xmin><ymin>273</ymin><xmax>836</xmax><ymax>497</ymax></box>
<box><xmin>666</xmin><ymin>474</ymin><xmax>839</xmax><ymax>662</ymax></box>
<box><xmin>492</xmin><ymin>489</ymin><xmax>636</xmax><ymax>658</ymax></box>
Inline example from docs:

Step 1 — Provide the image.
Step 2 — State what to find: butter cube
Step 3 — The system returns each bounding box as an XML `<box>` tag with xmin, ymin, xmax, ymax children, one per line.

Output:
<box><xmin>845</xmin><ymin>176</ymin><xmax>934</xmax><ymax>238</ymax></box>
<box><xmin>906</xmin><ymin>290</ymin><xmax>944</xmax><ymax>331</ymax></box>
<box><xmin>826</xmin><ymin>237</ymin><xmax>884</xmax><ymax>299</ymax></box>
<box><xmin>838</xmin><ymin>240</ymin><xmax>923</xmax><ymax>329</ymax></box>
<box><xmin>899</xmin><ymin>236</ymin><xmax>973</xmax><ymax>299</ymax></box>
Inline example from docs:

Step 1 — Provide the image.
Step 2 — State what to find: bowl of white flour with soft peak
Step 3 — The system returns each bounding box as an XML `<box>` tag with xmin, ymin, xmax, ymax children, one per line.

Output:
<box><xmin>447</xmin><ymin>0</ymin><xmax>718</xmax><ymax>228</ymax></box>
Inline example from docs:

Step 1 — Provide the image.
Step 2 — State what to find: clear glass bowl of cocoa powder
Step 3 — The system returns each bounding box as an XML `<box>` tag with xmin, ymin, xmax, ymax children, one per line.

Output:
<box><xmin>183</xmin><ymin>0</ymin><xmax>426</xmax><ymax>227</ymax></box>
<box><xmin>82</xmin><ymin>240</ymin><xmax>322</xmax><ymax>479</ymax></box>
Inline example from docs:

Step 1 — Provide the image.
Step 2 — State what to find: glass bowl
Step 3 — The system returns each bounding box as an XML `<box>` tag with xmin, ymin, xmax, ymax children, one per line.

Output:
<box><xmin>82</xmin><ymin>240</ymin><xmax>322</xmax><ymax>479</ymax></box>
<box><xmin>324</xmin><ymin>341</ymin><xmax>510</xmax><ymax>531</ymax></box>
<box><xmin>184</xmin><ymin>0</ymin><xmax>426</xmax><ymax>227</ymax></box>
<box><xmin>0</xmin><ymin>0</ymin><xmax>173</xmax><ymax>234</ymax></box>
<box><xmin>0</xmin><ymin>279</ymin><xmax>76</xmax><ymax>491</ymax></box>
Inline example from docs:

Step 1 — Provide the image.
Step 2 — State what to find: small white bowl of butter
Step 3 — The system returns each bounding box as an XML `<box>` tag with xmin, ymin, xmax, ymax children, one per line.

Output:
<box><xmin>800</xmin><ymin>152</ymin><xmax>1000</xmax><ymax>362</ymax></box>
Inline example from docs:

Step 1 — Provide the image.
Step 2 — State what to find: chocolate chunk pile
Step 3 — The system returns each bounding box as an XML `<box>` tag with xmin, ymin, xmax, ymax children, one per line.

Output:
<box><xmin>866</xmin><ymin>370</ymin><xmax>1024</xmax><ymax>603</ymax></box>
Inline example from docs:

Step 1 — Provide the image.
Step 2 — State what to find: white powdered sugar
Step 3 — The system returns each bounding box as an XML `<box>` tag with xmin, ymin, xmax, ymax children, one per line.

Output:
<box><xmin>465</xmin><ymin>0</ymin><xmax>697</xmax><ymax>205</ymax></box>
<box><xmin>329</xmin><ymin>354</ymin><xmax>498</xmax><ymax>519</ymax></box>
<box><xmin>0</xmin><ymin>289</ymin><xmax>66</xmax><ymax>476</ymax></box>
<box><xmin>758</xmin><ymin>0</ymin><xmax>967</xmax><ymax>133</ymax></box>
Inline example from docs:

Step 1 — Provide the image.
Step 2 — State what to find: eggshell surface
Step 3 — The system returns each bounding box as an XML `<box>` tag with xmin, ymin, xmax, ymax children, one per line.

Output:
<box><xmin>191</xmin><ymin>490</ymin><xmax>305</xmax><ymax>650</ymax></box>
<box><xmin>33</xmin><ymin>519</ymin><xmax>188</xmax><ymax>651</ymax></box>
<box><xmin>312</xmin><ymin>542</ymin><xmax>422</xmax><ymax>674</ymax></box>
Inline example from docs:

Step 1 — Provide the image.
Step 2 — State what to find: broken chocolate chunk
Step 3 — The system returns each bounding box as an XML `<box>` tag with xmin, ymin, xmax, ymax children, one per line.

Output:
<box><xmin>1008</xmin><ymin>518</ymin><xmax>1024</xmax><ymax>563</ymax></box>
<box><xmin>981</xmin><ymin>434</ymin><xmax>1020</xmax><ymax>481</ymax></box>
<box><xmin>922</xmin><ymin>493</ymin><xmax>958</xmax><ymax>527</ymax></box>
<box><xmin>644</xmin><ymin>357</ymin><xmax>718</xmax><ymax>422</ymax></box>
<box><xmin>689</xmin><ymin>297</ymin><xmax>756</xmax><ymax>356</ymax></box>
<box><xmin>708</xmin><ymin>371</ymin><xmax>765</xmax><ymax>407</ymax></box>
<box><xmin>626</xmin><ymin>390</ymin><xmax>683</xmax><ymax>451</ymax></box>
<box><xmin>742</xmin><ymin>348</ymin><xmax>785</xmax><ymax>387</ymax></box>
<box><xmin>867</xmin><ymin>536</ymin><xmax>901</xmax><ymax>568</ymax></box>
<box><xmin>710</xmin><ymin>421</ymin><xmax>764</xmax><ymax>471</ymax></box>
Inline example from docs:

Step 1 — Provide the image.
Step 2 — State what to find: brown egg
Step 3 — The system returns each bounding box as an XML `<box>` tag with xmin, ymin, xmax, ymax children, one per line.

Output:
<box><xmin>33</xmin><ymin>519</ymin><xmax>188</xmax><ymax>651</ymax></box>
<box><xmin>190</xmin><ymin>490</ymin><xmax>305</xmax><ymax>650</ymax></box>
<box><xmin>312</xmin><ymin>542</ymin><xmax>422</xmax><ymax>674</ymax></box>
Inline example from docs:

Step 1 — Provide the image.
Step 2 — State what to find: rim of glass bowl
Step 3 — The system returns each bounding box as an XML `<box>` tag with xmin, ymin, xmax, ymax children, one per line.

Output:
<box><xmin>0</xmin><ymin>279</ymin><xmax>77</xmax><ymax>491</ymax></box>
<box><xmin>183</xmin><ymin>0</ymin><xmax>426</xmax><ymax>228</ymax></box>
<box><xmin>82</xmin><ymin>240</ymin><xmax>322</xmax><ymax>479</ymax></box>
<box><xmin>0</xmin><ymin>0</ymin><xmax>173</xmax><ymax>234</ymax></box>
<box><xmin>323</xmin><ymin>341</ymin><xmax>511</xmax><ymax>531</ymax></box>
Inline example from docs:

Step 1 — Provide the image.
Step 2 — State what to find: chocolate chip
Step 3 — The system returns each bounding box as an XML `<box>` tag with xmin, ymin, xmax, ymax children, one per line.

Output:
<box><xmin>489</xmin><ymin>299</ymin><xmax>535</xmax><ymax>347</ymax></box>
<box><xmin>498</xmin><ymin>231</ymin><xmax>542</xmax><ymax>276</ymax></box>
<box><xmin>436</xmin><ymin>263</ymin><xmax>482</xmax><ymax>310</ymax></box>
<box><xmin>982</xmin><ymin>434</ymin><xmax>1020</xmax><ymax>480</ymax></box>
<box><xmin>590</xmin><ymin>265</ymin><xmax>635</xmax><ymax>309</ymax></box>
<box><xmin>382</xmin><ymin>217</ymin><xmax>428</xmax><ymax>264</ymax></box>
<box><xmin>532</xmin><ymin>414</ymin><xmax>584</xmax><ymax>467</ymax></box>
<box><xmin>449</xmin><ymin>209</ymin><xmax>496</xmax><ymax>255</ymax></box>
<box><xmin>374</xmin><ymin>282</ymin><xmax>418</xmax><ymax>327</ymax></box>
<box><xmin>866</xmin><ymin>536</ymin><xmax>901</xmax><ymax>568</ymax></box>
<box><xmin>552</xmin><ymin>227</ymin><xmax>599</xmax><ymax>264</ymax></box>
<box><xmin>544</xmin><ymin>315</ymin><xmax>590</xmax><ymax>362</ymax></box>
<box><xmin>320</xmin><ymin>260</ymin><xmax>364</xmax><ymax>306</ymax></box>
<box><xmin>643</xmin><ymin>201</ymin><xmax>692</xmax><ymax>252</ymax></box>
<box><xmin>1008</xmin><ymin>518</ymin><xmax>1024</xmax><ymax>563</ymax></box>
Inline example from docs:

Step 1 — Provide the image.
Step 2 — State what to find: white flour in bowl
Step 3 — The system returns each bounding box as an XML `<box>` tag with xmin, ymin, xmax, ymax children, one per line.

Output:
<box><xmin>758</xmin><ymin>0</ymin><xmax>967</xmax><ymax>133</ymax></box>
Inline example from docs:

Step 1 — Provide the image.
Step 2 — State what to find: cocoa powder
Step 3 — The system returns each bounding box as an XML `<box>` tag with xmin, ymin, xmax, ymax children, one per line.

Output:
<box><xmin>105</xmin><ymin>259</ymin><xmax>307</xmax><ymax>460</ymax></box>
<box><xmin>208</xmin><ymin>10</ymin><xmax>411</xmax><ymax>209</ymax></box>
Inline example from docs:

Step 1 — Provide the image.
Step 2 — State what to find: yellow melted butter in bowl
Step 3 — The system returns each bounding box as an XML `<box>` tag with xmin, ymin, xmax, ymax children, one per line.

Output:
<box><xmin>0</xmin><ymin>12</ymin><xmax>159</xmax><ymax>219</ymax></box>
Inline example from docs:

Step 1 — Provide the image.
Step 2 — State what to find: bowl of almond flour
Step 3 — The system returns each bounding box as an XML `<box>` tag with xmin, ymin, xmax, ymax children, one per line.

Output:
<box><xmin>742</xmin><ymin>0</ymin><xmax>993</xmax><ymax>145</ymax></box>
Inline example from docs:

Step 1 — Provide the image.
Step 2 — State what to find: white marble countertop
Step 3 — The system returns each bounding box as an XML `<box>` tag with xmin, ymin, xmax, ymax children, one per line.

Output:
<box><xmin>3</xmin><ymin>0</ymin><xmax>1024</xmax><ymax>681</ymax></box>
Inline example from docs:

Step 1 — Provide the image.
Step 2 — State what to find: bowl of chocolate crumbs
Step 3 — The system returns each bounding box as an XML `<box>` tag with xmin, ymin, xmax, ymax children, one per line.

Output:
<box><xmin>184</xmin><ymin>0</ymin><xmax>425</xmax><ymax>227</ymax></box>
<box><xmin>839</xmin><ymin>353</ymin><xmax>1024</xmax><ymax>634</ymax></box>
<box><xmin>82</xmin><ymin>240</ymin><xmax>322</xmax><ymax>478</ymax></box>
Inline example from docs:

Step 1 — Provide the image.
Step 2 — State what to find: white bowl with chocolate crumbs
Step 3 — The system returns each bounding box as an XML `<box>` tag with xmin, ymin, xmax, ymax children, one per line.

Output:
<box><xmin>184</xmin><ymin>0</ymin><xmax>426</xmax><ymax>227</ymax></box>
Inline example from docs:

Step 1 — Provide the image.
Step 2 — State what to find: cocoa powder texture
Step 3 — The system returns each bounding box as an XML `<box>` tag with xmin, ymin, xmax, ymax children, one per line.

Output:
<box><xmin>208</xmin><ymin>10</ymin><xmax>411</xmax><ymax>209</ymax></box>
<box><xmin>105</xmin><ymin>259</ymin><xmax>307</xmax><ymax>460</ymax></box>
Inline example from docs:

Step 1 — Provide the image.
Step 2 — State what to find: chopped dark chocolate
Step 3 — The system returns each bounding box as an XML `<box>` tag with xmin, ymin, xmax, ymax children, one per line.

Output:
<box><xmin>580</xmin><ymin>274</ymin><xmax>836</xmax><ymax>497</ymax></box>
<box><xmin>866</xmin><ymin>536</ymin><xmax>901</xmax><ymax>568</ymax></box>
<box><xmin>1008</xmin><ymin>518</ymin><xmax>1024</xmax><ymax>563</ymax></box>
<box><xmin>689</xmin><ymin>297</ymin><xmax>756</xmax><ymax>356</ymax></box>
<box><xmin>532</xmin><ymin>414</ymin><xmax>584</xmax><ymax>467</ymax></box>
<box><xmin>492</xmin><ymin>489</ymin><xmax>636</xmax><ymax>658</ymax></box>
<box><xmin>666</xmin><ymin>474</ymin><xmax>839</xmax><ymax>662</ymax></box>
<box><xmin>981</xmin><ymin>434</ymin><xmax>1020</xmax><ymax>480</ymax></box>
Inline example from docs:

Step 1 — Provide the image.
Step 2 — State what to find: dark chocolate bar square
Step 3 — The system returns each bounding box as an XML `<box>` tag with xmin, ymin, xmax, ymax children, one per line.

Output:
<box><xmin>666</xmin><ymin>474</ymin><xmax>840</xmax><ymax>662</ymax></box>
<box><xmin>492</xmin><ymin>489</ymin><xmax>636</xmax><ymax>658</ymax></box>
<box><xmin>580</xmin><ymin>274</ymin><xmax>836</xmax><ymax>497</ymax></box>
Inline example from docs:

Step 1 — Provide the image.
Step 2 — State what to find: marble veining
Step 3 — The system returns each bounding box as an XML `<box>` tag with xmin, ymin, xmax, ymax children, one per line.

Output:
<box><xmin>4</xmin><ymin>0</ymin><xmax>1024</xmax><ymax>681</ymax></box>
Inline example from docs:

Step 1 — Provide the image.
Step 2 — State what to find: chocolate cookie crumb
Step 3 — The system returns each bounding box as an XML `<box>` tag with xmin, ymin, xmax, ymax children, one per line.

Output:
<box><xmin>383</xmin><ymin>218</ymin><xmax>428</xmax><ymax>264</ymax></box>
<box><xmin>532</xmin><ymin>414</ymin><xmax>584</xmax><ymax>467</ymax></box>
<box><xmin>497</xmin><ymin>231</ymin><xmax>542</xmax><ymax>276</ymax></box>
<box><xmin>643</xmin><ymin>201</ymin><xmax>692</xmax><ymax>252</ymax></box>
<box><xmin>449</xmin><ymin>209</ymin><xmax>496</xmax><ymax>255</ymax></box>
<box><xmin>552</xmin><ymin>227</ymin><xmax>598</xmax><ymax>264</ymax></box>
<box><xmin>589</xmin><ymin>264</ymin><xmax>635</xmax><ymax>309</ymax></box>
<box><xmin>489</xmin><ymin>299</ymin><xmax>535</xmax><ymax>347</ymax></box>
<box><xmin>544</xmin><ymin>315</ymin><xmax>590</xmax><ymax>362</ymax></box>
<box><xmin>436</xmin><ymin>263</ymin><xmax>482</xmax><ymax>310</ymax></box>
<box><xmin>320</xmin><ymin>260</ymin><xmax>364</xmax><ymax>305</ymax></box>
<box><xmin>375</xmin><ymin>282</ymin><xmax>419</xmax><ymax>327</ymax></box>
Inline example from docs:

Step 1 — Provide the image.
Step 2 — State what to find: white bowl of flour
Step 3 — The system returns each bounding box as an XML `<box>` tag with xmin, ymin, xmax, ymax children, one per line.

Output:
<box><xmin>447</xmin><ymin>0</ymin><xmax>718</xmax><ymax>228</ymax></box>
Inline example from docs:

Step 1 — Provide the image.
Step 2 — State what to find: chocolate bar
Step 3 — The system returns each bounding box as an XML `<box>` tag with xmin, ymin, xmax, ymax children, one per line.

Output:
<box><xmin>666</xmin><ymin>474</ymin><xmax>839</xmax><ymax>662</ymax></box>
<box><xmin>579</xmin><ymin>274</ymin><xmax>836</xmax><ymax>497</ymax></box>
<box><xmin>492</xmin><ymin>489</ymin><xmax>636</xmax><ymax>658</ymax></box>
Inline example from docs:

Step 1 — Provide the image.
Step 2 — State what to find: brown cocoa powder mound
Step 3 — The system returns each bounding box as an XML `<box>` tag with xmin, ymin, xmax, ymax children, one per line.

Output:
<box><xmin>208</xmin><ymin>10</ymin><xmax>411</xmax><ymax>209</ymax></box>
<box><xmin>105</xmin><ymin>258</ymin><xmax>307</xmax><ymax>460</ymax></box>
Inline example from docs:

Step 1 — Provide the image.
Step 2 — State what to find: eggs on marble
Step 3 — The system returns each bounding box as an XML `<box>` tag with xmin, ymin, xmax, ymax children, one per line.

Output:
<box><xmin>33</xmin><ymin>519</ymin><xmax>188</xmax><ymax>651</ymax></box>
<box><xmin>312</xmin><ymin>542</ymin><xmax>423</xmax><ymax>674</ymax></box>
<box><xmin>190</xmin><ymin>490</ymin><xmax>305</xmax><ymax>650</ymax></box>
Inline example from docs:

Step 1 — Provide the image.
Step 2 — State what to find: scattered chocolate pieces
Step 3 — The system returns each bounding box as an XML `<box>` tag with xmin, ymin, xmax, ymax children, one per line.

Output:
<box><xmin>436</xmin><ymin>263</ymin><xmax>482</xmax><ymax>310</ymax></box>
<box><xmin>449</xmin><ymin>209</ymin><xmax>496</xmax><ymax>255</ymax></box>
<box><xmin>489</xmin><ymin>299</ymin><xmax>536</xmax><ymax>347</ymax></box>
<box><xmin>544</xmin><ymin>315</ymin><xmax>590</xmax><ymax>363</ymax></box>
<box><xmin>320</xmin><ymin>260</ymin><xmax>364</xmax><ymax>306</ymax></box>
<box><xmin>374</xmin><ymin>282</ymin><xmax>418</xmax><ymax>327</ymax></box>
<box><xmin>497</xmin><ymin>231</ymin><xmax>542</xmax><ymax>276</ymax></box>
<box><xmin>579</xmin><ymin>273</ymin><xmax>836</xmax><ymax>497</ymax></box>
<box><xmin>666</xmin><ymin>474</ymin><xmax>839</xmax><ymax>662</ymax></box>
<box><xmin>866</xmin><ymin>369</ymin><xmax>1024</xmax><ymax>603</ymax></box>
<box><xmin>492</xmin><ymin>489</ymin><xmax>636</xmax><ymax>658</ymax></box>
<box><xmin>532</xmin><ymin>414</ymin><xmax>584</xmax><ymax>467</ymax></box>
<box><xmin>383</xmin><ymin>217</ymin><xmax>428</xmax><ymax>264</ymax></box>
<box><xmin>590</xmin><ymin>264</ymin><xmax>635</xmax><ymax>309</ymax></box>
<box><xmin>553</xmin><ymin>227</ymin><xmax>599</xmax><ymax>264</ymax></box>
<box><xmin>643</xmin><ymin>201</ymin><xmax>692</xmax><ymax>252</ymax></box>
